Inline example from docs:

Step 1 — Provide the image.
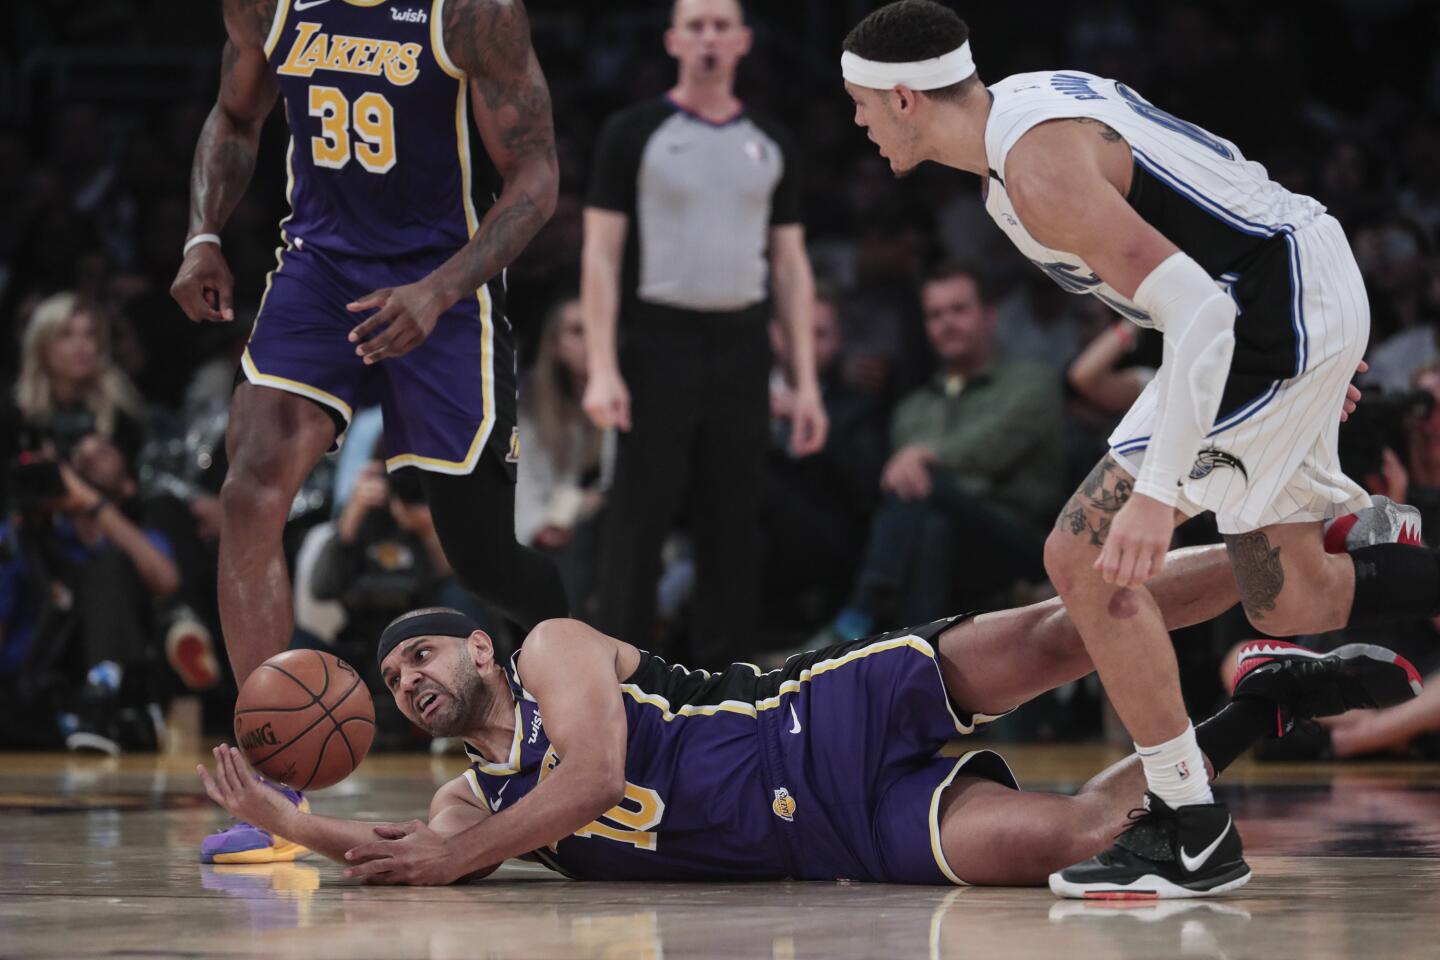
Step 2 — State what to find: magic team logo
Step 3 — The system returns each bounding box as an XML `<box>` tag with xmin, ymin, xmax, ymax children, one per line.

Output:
<box><xmin>772</xmin><ymin>787</ymin><xmax>798</xmax><ymax>822</ymax></box>
<box><xmin>1187</xmin><ymin>449</ymin><xmax>1249</xmax><ymax>484</ymax></box>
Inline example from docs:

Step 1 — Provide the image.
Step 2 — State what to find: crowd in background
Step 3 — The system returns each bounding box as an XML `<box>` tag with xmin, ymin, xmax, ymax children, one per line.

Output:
<box><xmin>3</xmin><ymin>0</ymin><xmax>1440</xmax><ymax>752</ymax></box>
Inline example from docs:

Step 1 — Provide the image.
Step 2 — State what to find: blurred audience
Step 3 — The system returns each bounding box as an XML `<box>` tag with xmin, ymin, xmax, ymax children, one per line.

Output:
<box><xmin>760</xmin><ymin>284</ymin><xmax>886</xmax><ymax>636</ymax></box>
<box><xmin>0</xmin><ymin>434</ymin><xmax>187</xmax><ymax>752</ymax></box>
<box><xmin>3</xmin><ymin>1</ymin><xmax>1440</xmax><ymax>743</ymax></box>
<box><xmin>516</xmin><ymin>295</ymin><xmax>605</xmax><ymax>609</ymax></box>
<box><xmin>305</xmin><ymin>461</ymin><xmax>490</xmax><ymax>746</ymax></box>
<box><xmin>814</xmin><ymin>262</ymin><xmax>1064</xmax><ymax>643</ymax></box>
<box><xmin>5</xmin><ymin>293</ymin><xmax>146</xmax><ymax>486</ymax></box>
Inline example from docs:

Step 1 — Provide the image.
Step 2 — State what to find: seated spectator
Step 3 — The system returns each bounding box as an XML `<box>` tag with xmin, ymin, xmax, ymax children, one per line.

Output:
<box><xmin>0</xmin><ymin>434</ymin><xmax>182</xmax><ymax>752</ymax></box>
<box><xmin>760</xmin><ymin>283</ymin><xmax>886</xmax><ymax>633</ymax></box>
<box><xmin>8</xmin><ymin>292</ymin><xmax>146</xmax><ymax>472</ymax></box>
<box><xmin>814</xmin><ymin>262</ymin><xmax>1064</xmax><ymax>643</ymax></box>
<box><xmin>1066</xmin><ymin>317</ymin><xmax>1156</xmax><ymax>417</ymax></box>
<box><xmin>516</xmin><ymin>295</ymin><xmax>604</xmax><ymax>609</ymax></box>
<box><xmin>1403</xmin><ymin>363</ymin><xmax>1440</xmax><ymax>536</ymax></box>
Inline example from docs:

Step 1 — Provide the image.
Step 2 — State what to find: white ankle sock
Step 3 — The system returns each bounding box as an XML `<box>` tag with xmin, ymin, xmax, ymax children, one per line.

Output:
<box><xmin>1136</xmin><ymin>722</ymin><xmax>1214</xmax><ymax>808</ymax></box>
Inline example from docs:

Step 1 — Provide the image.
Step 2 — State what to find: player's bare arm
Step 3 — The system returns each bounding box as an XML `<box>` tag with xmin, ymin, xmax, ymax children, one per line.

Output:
<box><xmin>348</xmin><ymin>0</ymin><xmax>559</xmax><ymax>364</ymax></box>
<box><xmin>579</xmin><ymin>208</ymin><xmax>633</xmax><ymax>431</ymax></box>
<box><xmin>198</xmin><ymin>743</ymin><xmax>403</xmax><ymax>863</ymax></box>
<box><xmin>344</xmin><ymin>620</ymin><xmax>630</xmax><ymax>885</ymax></box>
<box><xmin>1007</xmin><ymin>118</ymin><xmax>1228</xmax><ymax>589</ymax></box>
<box><xmin>198</xmin><ymin>744</ymin><xmax>505</xmax><ymax>878</ymax></box>
<box><xmin>769</xmin><ymin>224</ymin><xmax>829</xmax><ymax>456</ymax></box>
<box><xmin>171</xmin><ymin>0</ymin><xmax>280</xmax><ymax>324</ymax></box>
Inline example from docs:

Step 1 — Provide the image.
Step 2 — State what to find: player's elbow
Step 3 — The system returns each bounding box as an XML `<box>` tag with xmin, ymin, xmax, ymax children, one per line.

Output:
<box><xmin>523</xmin><ymin>617</ymin><xmax>589</xmax><ymax>653</ymax></box>
<box><xmin>596</xmin><ymin>771</ymin><xmax>626</xmax><ymax>811</ymax></box>
<box><xmin>522</xmin><ymin>154</ymin><xmax>560</xmax><ymax>222</ymax></box>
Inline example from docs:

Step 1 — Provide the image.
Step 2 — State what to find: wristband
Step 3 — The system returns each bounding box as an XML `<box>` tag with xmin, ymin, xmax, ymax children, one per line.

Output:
<box><xmin>183</xmin><ymin>233</ymin><xmax>222</xmax><ymax>256</ymax></box>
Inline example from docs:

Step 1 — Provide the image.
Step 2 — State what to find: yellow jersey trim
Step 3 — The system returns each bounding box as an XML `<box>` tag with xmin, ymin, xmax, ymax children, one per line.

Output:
<box><xmin>464</xmin><ymin>702</ymin><xmax>524</xmax><ymax>775</ymax></box>
<box><xmin>341</xmin><ymin>0</ymin><xmax>390</xmax><ymax>6</ymax></box>
<box><xmin>383</xmin><ymin>73</ymin><xmax>494</xmax><ymax>475</ymax></box>
<box><xmin>620</xmin><ymin>635</ymin><xmax>969</xmax><ymax>728</ymax></box>
<box><xmin>263</xmin><ymin>0</ymin><xmax>293</xmax><ymax>58</ymax></box>
<box><xmin>241</xmin><ymin>348</ymin><xmax>355</xmax><ymax>425</ymax></box>
<box><xmin>431</xmin><ymin>0</ymin><xmax>464</xmax><ymax>79</ymax></box>
<box><xmin>927</xmin><ymin>753</ymin><xmax>975</xmax><ymax>886</ymax></box>
<box><xmin>242</xmin><ymin>132</ymin><xmax>359</xmax><ymax>428</ymax></box>
<box><xmin>461</xmin><ymin>767</ymin><xmax>487</xmax><ymax>806</ymax></box>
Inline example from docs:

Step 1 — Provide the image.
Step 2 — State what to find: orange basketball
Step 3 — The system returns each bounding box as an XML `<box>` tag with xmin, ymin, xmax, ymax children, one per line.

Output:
<box><xmin>234</xmin><ymin>649</ymin><xmax>376</xmax><ymax>791</ymax></box>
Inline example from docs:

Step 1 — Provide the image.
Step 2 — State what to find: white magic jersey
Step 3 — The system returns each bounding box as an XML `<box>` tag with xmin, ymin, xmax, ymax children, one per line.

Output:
<box><xmin>983</xmin><ymin>70</ymin><xmax>1325</xmax><ymax>333</ymax></box>
<box><xmin>979</xmin><ymin>71</ymin><xmax>1371</xmax><ymax>534</ymax></box>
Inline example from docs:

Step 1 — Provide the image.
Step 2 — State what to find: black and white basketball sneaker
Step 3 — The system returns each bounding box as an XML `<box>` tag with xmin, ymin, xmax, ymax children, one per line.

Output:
<box><xmin>1233</xmin><ymin>641</ymin><xmax>1423</xmax><ymax>737</ymax></box>
<box><xmin>1049</xmin><ymin>794</ymin><xmax>1250</xmax><ymax>900</ymax></box>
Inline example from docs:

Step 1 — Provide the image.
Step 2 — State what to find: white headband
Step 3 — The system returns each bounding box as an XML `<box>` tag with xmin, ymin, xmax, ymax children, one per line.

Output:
<box><xmin>841</xmin><ymin>42</ymin><xmax>975</xmax><ymax>91</ymax></box>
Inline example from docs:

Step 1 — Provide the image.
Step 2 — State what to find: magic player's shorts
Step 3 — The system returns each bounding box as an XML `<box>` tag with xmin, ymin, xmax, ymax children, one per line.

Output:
<box><xmin>241</xmin><ymin>241</ymin><xmax>518</xmax><ymax>476</ymax></box>
<box><xmin>1108</xmin><ymin>214</ymin><xmax>1370</xmax><ymax>534</ymax></box>
<box><xmin>758</xmin><ymin>618</ymin><xmax>1019</xmax><ymax>885</ymax></box>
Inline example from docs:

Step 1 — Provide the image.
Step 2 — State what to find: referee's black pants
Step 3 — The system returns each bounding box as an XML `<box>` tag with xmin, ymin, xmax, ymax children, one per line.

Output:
<box><xmin>595</xmin><ymin>303</ymin><xmax>771</xmax><ymax>668</ymax></box>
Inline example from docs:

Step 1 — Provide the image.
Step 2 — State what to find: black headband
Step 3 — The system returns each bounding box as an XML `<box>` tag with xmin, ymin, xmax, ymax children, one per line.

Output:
<box><xmin>377</xmin><ymin>608</ymin><xmax>479</xmax><ymax>667</ymax></box>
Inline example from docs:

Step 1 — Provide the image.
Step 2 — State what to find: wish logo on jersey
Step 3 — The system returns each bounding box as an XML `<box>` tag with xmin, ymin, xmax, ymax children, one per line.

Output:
<box><xmin>277</xmin><ymin>22</ymin><xmax>423</xmax><ymax>86</ymax></box>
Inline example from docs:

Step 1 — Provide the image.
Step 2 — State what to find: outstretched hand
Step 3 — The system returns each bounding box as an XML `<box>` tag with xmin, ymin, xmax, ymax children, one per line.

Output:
<box><xmin>343</xmin><ymin>819</ymin><xmax>462</xmax><ymax>886</ymax></box>
<box><xmin>196</xmin><ymin>745</ymin><xmax>295</xmax><ymax>835</ymax></box>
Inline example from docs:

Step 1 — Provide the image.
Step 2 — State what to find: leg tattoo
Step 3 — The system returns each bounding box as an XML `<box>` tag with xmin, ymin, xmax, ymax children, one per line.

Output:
<box><xmin>1225</xmin><ymin>531</ymin><xmax>1285</xmax><ymax>621</ymax></box>
<box><xmin>1057</xmin><ymin>456</ymin><xmax>1135</xmax><ymax>547</ymax></box>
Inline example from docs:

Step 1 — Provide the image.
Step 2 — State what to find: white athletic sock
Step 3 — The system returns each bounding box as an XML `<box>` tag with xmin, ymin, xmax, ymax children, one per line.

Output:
<box><xmin>1136</xmin><ymin>722</ymin><xmax>1214</xmax><ymax>808</ymax></box>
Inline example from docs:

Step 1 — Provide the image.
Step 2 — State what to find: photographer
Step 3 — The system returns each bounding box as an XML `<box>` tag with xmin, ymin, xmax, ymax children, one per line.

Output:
<box><xmin>1</xmin><ymin>434</ymin><xmax>181</xmax><ymax>751</ymax></box>
<box><xmin>5</xmin><ymin>294</ymin><xmax>146</xmax><ymax>489</ymax></box>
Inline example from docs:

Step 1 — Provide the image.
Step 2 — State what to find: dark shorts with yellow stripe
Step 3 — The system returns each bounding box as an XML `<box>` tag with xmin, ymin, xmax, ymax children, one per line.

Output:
<box><xmin>242</xmin><ymin>242</ymin><xmax>517</xmax><ymax>477</ymax></box>
<box><xmin>756</xmin><ymin>618</ymin><xmax>1019</xmax><ymax>884</ymax></box>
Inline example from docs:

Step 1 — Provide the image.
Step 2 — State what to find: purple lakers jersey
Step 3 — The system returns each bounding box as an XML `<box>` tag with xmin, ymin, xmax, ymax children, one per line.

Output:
<box><xmin>465</xmin><ymin>651</ymin><xmax>790</xmax><ymax>882</ymax></box>
<box><xmin>463</xmin><ymin>623</ymin><xmax>1015</xmax><ymax>884</ymax></box>
<box><xmin>263</xmin><ymin>0</ymin><xmax>495</xmax><ymax>258</ymax></box>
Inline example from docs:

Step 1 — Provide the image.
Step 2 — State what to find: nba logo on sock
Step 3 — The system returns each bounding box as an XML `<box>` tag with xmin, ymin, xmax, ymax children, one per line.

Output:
<box><xmin>1177</xmin><ymin>760</ymin><xmax>1191</xmax><ymax>781</ymax></box>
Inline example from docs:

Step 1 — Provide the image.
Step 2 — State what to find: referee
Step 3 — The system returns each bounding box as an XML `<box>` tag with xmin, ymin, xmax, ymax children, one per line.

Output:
<box><xmin>581</xmin><ymin>0</ymin><xmax>826</xmax><ymax>665</ymax></box>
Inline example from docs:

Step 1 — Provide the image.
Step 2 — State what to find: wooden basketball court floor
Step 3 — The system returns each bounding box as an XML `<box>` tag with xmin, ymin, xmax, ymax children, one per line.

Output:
<box><xmin>3</xmin><ymin>745</ymin><xmax>1440</xmax><ymax>959</ymax></box>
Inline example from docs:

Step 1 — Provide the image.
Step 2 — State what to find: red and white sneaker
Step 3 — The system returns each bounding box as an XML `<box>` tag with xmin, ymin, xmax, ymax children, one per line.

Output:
<box><xmin>165</xmin><ymin>610</ymin><xmax>220</xmax><ymax>691</ymax></box>
<box><xmin>1233</xmin><ymin>640</ymin><xmax>1424</xmax><ymax>736</ymax></box>
<box><xmin>1324</xmin><ymin>495</ymin><xmax>1423</xmax><ymax>554</ymax></box>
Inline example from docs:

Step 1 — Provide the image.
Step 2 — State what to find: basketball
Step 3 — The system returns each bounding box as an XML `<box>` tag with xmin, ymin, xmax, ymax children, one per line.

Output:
<box><xmin>233</xmin><ymin>650</ymin><xmax>376</xmax><ymax>791</ymax></box>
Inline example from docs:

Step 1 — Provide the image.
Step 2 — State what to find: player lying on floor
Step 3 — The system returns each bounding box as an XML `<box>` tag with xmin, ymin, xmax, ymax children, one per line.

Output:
<box><xmin>199</xmin><ymin>539</ymin><xmax>1422</xmax><ymax>899</ymax></box>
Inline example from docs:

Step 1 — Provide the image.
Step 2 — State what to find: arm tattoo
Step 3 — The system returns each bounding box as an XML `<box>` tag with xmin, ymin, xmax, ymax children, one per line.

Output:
<box><xmin>222</xmin><ymin>0</ymin><xmax>278</xmax><ymax>44</ymax></box>
<box><xmin>189</xmin><ymin>2</ymin><xmax>277</xmax><ymax>236</ymax></box>
<box><xmin>444</xmin><ymin>0</ymin><xmax>555</xmax><ymax>163</ymax></box>
<box><xmin>1074</xmin><ymin>117</ymin><xmax>1124</xmax><ymax>143</ymax></box>
<box><xmin>438</xmin><ymin>0</ymin><xmax>558</xmax><ymax>295</ymax></box>
<box><xmin>1056</xmin><ymin>455</ymin><xmax>1134</xmax><ymax>547</ymax></box>
<box><xmin>1225</xmin><ymin>531</ymin><xmax>1285</xmax><ymax>621</ymax></box>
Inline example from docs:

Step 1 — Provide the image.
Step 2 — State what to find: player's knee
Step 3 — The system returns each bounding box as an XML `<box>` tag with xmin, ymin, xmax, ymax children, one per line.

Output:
<box><xmin>1043</xmin><ymin>527</ymin><xmax>1092</xmax><ymax>596</ymax></box>
<box><xmin>218</xmin><ymin>467</ymin><xmax>294</xmax><ymax>526</ymax></box>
